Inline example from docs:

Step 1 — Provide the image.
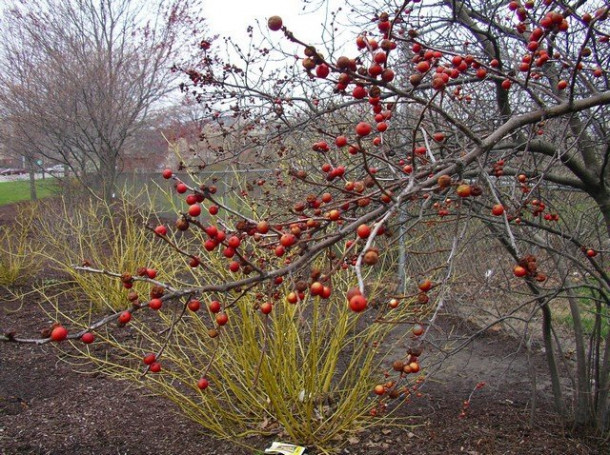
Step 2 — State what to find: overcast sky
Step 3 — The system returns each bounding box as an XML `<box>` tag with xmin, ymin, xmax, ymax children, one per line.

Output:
<box><xmin>203</xmin><ymin>0</ymin><xmax>352</xmax><ymax>52</ymax></box>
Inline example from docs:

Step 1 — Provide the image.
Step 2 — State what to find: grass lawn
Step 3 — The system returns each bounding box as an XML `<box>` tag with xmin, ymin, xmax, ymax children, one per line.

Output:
<box><xmin>0</xmin><ymin>179</ymin><xmax>59</xmax><ymax>206</ymax></box>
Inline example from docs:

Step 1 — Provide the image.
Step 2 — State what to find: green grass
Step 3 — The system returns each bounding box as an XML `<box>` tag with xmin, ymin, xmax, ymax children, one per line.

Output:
<box><xmin>0</xmin><ymin>179</ymin><xmax>59</xmax><ymax>205</ymax></box>
<box><xmin>555</xmin><ymin>289</ymin><xmax>610</xmax><ymax>338</ymax></box>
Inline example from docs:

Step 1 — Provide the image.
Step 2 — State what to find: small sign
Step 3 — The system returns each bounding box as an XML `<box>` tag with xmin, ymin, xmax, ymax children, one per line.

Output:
<box><xmin>264</xmin><ymin>442</ymin><xmax>307</xmax><ymax>455</ymax></box>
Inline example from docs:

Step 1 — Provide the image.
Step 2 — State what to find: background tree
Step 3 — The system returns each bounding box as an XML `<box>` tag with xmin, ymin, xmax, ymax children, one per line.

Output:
<box><xmin>0</xmin><ymin>0</ymin><xmax>202</xmax><ymax>199</ymax></box>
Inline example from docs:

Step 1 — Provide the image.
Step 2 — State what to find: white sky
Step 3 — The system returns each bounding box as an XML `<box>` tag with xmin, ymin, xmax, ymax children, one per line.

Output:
<box><xmin>203</xmin><ymin>0</ymin><xmax>351</xmax><ymax>51</ymax></box>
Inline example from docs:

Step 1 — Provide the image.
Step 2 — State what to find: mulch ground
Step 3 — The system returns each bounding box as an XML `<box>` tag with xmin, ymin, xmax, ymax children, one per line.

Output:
<box><xmin>0</xmin><ymin>201</ymin><xmax>608</xmax><ymax>454</ymax></box>
<box><xmin>2</xmin><ymin>297</ymin><xmax>606</xmax><ymax>455</ymax></box>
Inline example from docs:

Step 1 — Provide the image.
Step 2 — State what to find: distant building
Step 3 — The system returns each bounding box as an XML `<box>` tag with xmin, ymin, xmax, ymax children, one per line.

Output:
<box><xmin>118</xmin><ymin>115</ymin><xmax>274</xmax><ymax>174</ymax></box>
<box><xmin>120</xmin><ymin>127</ymin><xmax>168</xmax><ymax>173</ymax></box>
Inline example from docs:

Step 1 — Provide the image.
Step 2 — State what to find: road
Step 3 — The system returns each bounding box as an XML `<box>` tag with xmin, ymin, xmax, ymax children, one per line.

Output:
<box><xmin>0</xmin><ymin>172</ymin><xmax>62</xmax><ymax>183</ymax></box>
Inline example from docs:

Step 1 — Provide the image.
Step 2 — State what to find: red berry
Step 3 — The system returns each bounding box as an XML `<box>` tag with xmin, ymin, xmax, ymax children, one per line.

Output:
<box><xmin>260</xmin><ymin>302</ymin><xmax>273</xmax><ymax>314</ymax></box>
<box><xmin>412</xmin><ymin>324</ymin><xmax>424</xmax><ymax>336</ymax></box>
<box><xmin>148</xmin><ymin>298</ymin><xmax>163</xmax><ymax>310</ymax></box>
<box><xmin>456</xmin><ymin>184</ymin><xmax>471</xmax><ymax>198</ymax></box>
<box><xmin>373</xmin><ymin>51</ymin><xmax>387</xmax><ymax>64</ymax></box>
<box><xmin>513</xmin><ymin>265</ymin><xmax>528</xmax><ymax>277</ymax></box>
<box><xmin>352</xmin><ymin>85</ymin><xmax>367</xmax><ymax>99</ymax></box>
<box><xmin>176</xmin><ymin>183</ymin><xmax>188</xmax><ymax>194</ymax></box>
<box><xmin>357</xmin><ymin>224</ymin><xmax>371</xmax><ymax>239</ymax></box>
<box><xmin>491</xmin><ymin>204</ymin><xmax>505</xmax><ymax>216</ymax></box>
<box><xmin>154</xmin><ymin>225</ymin><xmax>167</xmax><ymax>236</ymax></box>
<box><xmin>416</xmin><ymin>61</ymin><xmax>430</xmax><ymax>73</ymax></box>
<box><xmin>197</xmin><ymin>377</ymin><xmax>209</xmax><ymax>390</ymax></box>
<box><xmin>418</xmin><ymin>279</ymin><xmax>432</xmax><ymax>292</ymax></box>
<box><xmin>335</xmin><ymin>136</ymin><xmax>348</xmax><ymax>147</ymax></box>
<box><xmin>146</xmin><ymin>268</ymin><xmax>157</xmax><ymax>279</ymax></box>
<box><xmin>188</xmin><ymin>299</ymin><xmax>201</xmax><ymax>312</ymax></box>
<box><xmin>257</xmin><ymin>221</ymin><xmax>270</xmax><ymax>234</ymax></box>
<box><xmin>368</xmin><ymin>63</ymin><xmax>383</xmax><ymax>77</ymax></box>
<box><xmin>205</xmin><ymin>225</ymin><xmax>218</xmax><ymax>237</ymax></box>
<box><xmin>433</xmin><ymin>132</ymin><xmax>445</xmax><ymax>142</ymax></box>
<box><xmin>118</xmin><ymin>311</ymin><xmax>132</xmax><ymax>324</ymax></box>
<box><xmin>162</xmin><ymin>169</ymin><xmax>173</xmax><ymax>179</ymax></box>
<box><xmin>208</xmin><ymin>300</ymin><xmax>221</xmax><ymax>313</ymax></box>
<box><xmin>188</xmin><ymin>204</ymin><xmax>201</xmax><ymax>217</ymax></box>
<box><xmin>321</xmin><ymin>286</ymin><xmax>332</xmax><ymax>299</ymax></box>
<box><xmin>348</xmin><ymin>295</ymin><xmax>368</xmax><ymax>312</ymax></box>
<box><xmin>355</xmin><ymin>122</ymin><xmax>372</xmax><ymax>137</ymax></box>
<box><xmin>204</xmin><ymin>239</ymin><xmax>217</xmax><ymax>251</ymax></box>
<box><xmin>143</xmin><ymin>353</ymin><xmax>156</xmax><ymax>365</ymax></box>
<box><xmin>280</xmin><ymin>233</ymin><xmax>296</xmax><ymax>247</ymax></box>
<box><xmin>50</xmin><ymin>326</ymin><xmax>68</xmax><ymax>342</ymax></box>
<box><xmin>373</xmin><ymin>384</ymin><xmax>385</xmax><ymax>396</ymax></box>
<box><xmin>310</xmin><ymin>281</ymin><xmax>324</xmax><ymax>296</ymax></box>
<box><xmin>149</xmin><ymin>362</ymin><xmax>162</xmax><ymax>373</ymax></box>
<box><xmin>268</xmin><ymin>15</ymin><xmax>283</xmax><ymax>31</ymax></box>
<box><xmin>81</xmin><ymin>332</ymin><xmax>95</xmax><ymax>344</ymax></box>
<box><xmin>316</xmin><ymin>64</ymin><xmax>330</xmax><ymax>78</ymax></box>
<box><xmin>381</xmin><ymin>68</ymin><xmax>395</xmax><ymax>82</ymax></box>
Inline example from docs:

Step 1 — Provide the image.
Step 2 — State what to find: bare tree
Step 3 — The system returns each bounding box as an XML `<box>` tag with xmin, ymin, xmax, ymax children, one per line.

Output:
<box><xmin>0</xmin><ymin>0</ymin><xmax>202</xmax><ymax>199</ymax></box>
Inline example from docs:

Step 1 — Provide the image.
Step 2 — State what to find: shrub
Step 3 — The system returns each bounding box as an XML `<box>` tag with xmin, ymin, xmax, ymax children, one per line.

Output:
<box><xmin>66</xmin><ymin>267</ymin><xmax>423</xmax><ymax>453</ymax></box>
<box><xmin>35</xmin><ymin>194</ymin><xmax>184</xmax><ymax>311</ymax></box>
<box><xmin>0</xmin><ymin>203</ymin><xmax>42</xmax><ymax>287</ymax></box>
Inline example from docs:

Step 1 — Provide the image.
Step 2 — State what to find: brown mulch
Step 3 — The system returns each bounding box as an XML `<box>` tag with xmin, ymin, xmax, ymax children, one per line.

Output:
<box><xmin>0</xmin><ymin>201</ymin><xmax>608</xmax><ymax>454</ymax></box>
<box><xmin>2</xmin><ymin>293</ymin><xmax>606</xmax><ymax>455</ymax></box>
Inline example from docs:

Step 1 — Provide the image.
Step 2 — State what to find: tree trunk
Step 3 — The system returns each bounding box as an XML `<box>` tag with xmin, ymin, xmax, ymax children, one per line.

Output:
<box><xmin>99</xmin><ymin>152</ymin><xmax>118</xmax><ymax>201</ymax></box>
<box><xmin>565</xmin><ymin>286</ymin><xmax>594</xmax><ymax>428</ymax></box>
<box><xmin>26</xmin><ymin>157</ymin><xmax>37</xmax><ymax>201</ymax></box>
<box><xmin>594</xmin><ymin>194</ymin><xmax>610</xmax><ymax>241</ymax></box>
<box><xmin>596</xmin><ymin>325</ymin><xmax>610</xmax><ymax>431</ymax></box>
<box><xmin>541</xmin><ymin>303</ymin><xmax>567</xmax><ymax>419</ymax></box>
<box><xmin>592</xmin><ymin>193</ymin><xmax>610</xmax><ymax>430</ymax></box>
